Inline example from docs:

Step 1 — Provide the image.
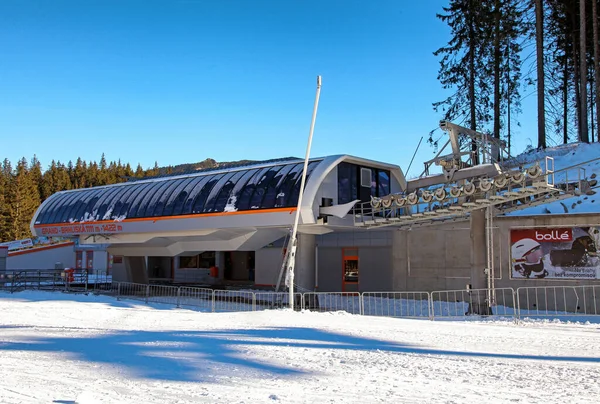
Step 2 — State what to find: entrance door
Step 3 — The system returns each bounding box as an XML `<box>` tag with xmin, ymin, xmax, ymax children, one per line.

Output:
<box><xmin>226</xmin><ymin>251</ymin><xmax>256</xmax><ymax>282</ymax></box>
<box><xmin>342</xmin><ymin>248</ymin><xmax>359</xmax><ymax>292</ymax></box>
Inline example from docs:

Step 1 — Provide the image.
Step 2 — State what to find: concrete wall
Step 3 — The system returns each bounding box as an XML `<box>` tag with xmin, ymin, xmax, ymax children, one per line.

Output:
<box><xmin>386</xmin><ymin>213</ymin><xmax>600</xmax><ymax>311</ymax></box>
<box><xmin>94</xmin><ymin>251</ymin><xmax>109</xmax><ymax>272</ymax></box>
<box><xmin>316</xmin><ymin>247</ymin><xmax>342</xmax><ymax>291</ymax></box>
<box><xmin>358</xmin><ymin>247</ymin><xmax>392</xmax><ymax>292</ymax></box>
<box><xmin>255</xmin><ymin>247</ymin><xmax>284</xmax><ymax>286</ymax></box>
<box><xmin>7</xmin><ymin>244</ymin><xmax>75</xmax><ymax>270</ymax></box>
<box><xmin>111</xmin><ymin>256</ymin><xmax>127</xmax><ymax>282</ymax></box>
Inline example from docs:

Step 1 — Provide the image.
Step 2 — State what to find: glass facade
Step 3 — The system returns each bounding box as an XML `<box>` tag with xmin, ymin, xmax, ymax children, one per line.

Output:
<box><xmin>337</xmin><ymin>162</ymin><xmax>391</xmax><ymax>204</ymax></box>
<box><xmin>35</xmin><ymin>160</ymin><xmax>322</xmax><ymax>224</ymax></box>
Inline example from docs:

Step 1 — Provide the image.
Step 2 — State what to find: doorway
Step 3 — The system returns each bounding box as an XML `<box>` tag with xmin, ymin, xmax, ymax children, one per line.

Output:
<box><xmin>224</xmin><ymin>251</ymin><xmax>255</xmax><ymax>282</ymax></box>
<box><xmin>342</xmin><ymin>248</ymin><xmax>359</xmax><ymax>292</ymax></box>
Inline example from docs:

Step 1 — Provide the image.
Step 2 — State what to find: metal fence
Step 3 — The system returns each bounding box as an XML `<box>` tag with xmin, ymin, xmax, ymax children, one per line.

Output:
<box><xmin>431</xmin><ymin>288</ymin><xmax>517</xmax><ymax>319</ymax></box>
<box><xmin>516</xmin><ymin>285</ymin><xmax>600</xmax><ymax>319</ymax></box>
<box><xmin>2</xmin><ymin>279</ymin><xmax>599</xmax><ymax>321</ymax></box>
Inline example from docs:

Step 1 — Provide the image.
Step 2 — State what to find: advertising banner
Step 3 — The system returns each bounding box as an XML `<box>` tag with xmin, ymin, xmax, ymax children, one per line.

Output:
<box><xmin>510</xmin><ymin>227</ymin><xmax>600</xmax><ymax>280</ymax></box>
<box><xmin>0</xmin><ymin>238</ymin><xmax>34</xmax><ymax>251</ymax></box>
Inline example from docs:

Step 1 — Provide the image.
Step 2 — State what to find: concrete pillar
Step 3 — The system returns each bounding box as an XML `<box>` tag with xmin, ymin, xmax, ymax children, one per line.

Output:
<box><xmin>295</xmin><ymin>233</ymin><xmax>316</xmax><ymax>291</ymax></box>
<box><xmin>391</xmin><ymin>230</ymin><xmax>408</xmax><ymax>291</ymax></box>
<box><xmin>470</xmin><ymin>209</ymin><xmax>491</xmax><ymax>314</ymax></box>
<box><xmin>125</xmin><ymin>256</ymin><xmax>148</xmax><ymax>284</ymax></box>
<box><xmin>215</xmin><ymin>251</ymin><xmax>225</xmax><ymax>281</ymax></box>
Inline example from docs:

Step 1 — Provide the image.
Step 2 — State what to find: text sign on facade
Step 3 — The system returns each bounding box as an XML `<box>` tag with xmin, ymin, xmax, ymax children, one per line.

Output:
<box><xmin>38</xmin><ymin>223</ymin><xmax>124</xmax><ymax>236</ymax></box>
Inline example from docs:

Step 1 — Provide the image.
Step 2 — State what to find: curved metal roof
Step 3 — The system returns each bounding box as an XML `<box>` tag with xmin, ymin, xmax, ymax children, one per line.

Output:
<box><xmin>33</xmin><ymin>159</ymin><xmax>322</xmax><ymax>225</ymax></box>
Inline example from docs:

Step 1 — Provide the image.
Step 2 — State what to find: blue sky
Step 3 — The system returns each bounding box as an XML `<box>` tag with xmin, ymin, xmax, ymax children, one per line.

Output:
<box><xmin>1</xmin><ymin>0</ymin><xmax>539</xmax><ymax>177</ymax></box>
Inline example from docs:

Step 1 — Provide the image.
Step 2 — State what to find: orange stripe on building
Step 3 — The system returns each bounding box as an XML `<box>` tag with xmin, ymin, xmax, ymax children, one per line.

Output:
<box><xmin>34</xmin><ymin>207</ymin><xmax>297</xmax><ymax>228</ymax></box>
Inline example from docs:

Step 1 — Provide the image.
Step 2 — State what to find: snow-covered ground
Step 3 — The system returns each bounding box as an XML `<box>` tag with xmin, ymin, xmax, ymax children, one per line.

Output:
<box><xmin>1</xmin><ymin>291</ymin><xmax>599</xmax><ymax>404</ymax></box>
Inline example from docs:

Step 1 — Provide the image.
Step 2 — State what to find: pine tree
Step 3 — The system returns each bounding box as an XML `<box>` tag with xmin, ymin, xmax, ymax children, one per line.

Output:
<box><xmin>8</xmin><ymin>158</ymin><xmax>40</xmax><ymax>240</ymax></box>
<box><xmin>134</xmin><ymin>163</ymin><xmax>144</xmax><ymax>178</ymax></box>
<box><xmin>579</xmin><ymin>0</ymin><xmax>590</xmax><ymax>142</ymax></box>
<box><xmin>433</xmin><ymin>0</ymin><xmax>493</xmax><ymax>163</ymax></box>
<box><xmin>0</xmin><ymin>159</ymin><xmax>11</xmax><ymax>242</ymax></box>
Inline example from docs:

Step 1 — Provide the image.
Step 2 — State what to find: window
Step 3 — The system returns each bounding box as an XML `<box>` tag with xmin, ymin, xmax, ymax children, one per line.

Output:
<box><xmin>360</xmin><ymin>168</ymin><xmax>372</xmax><ymax>188</ymax></box>
<box><xmin>75</xmin><ymin>251</ymin><xmax>83</xmax><ymax>269</ymax></box>
<box><xmin>86</xmin><ymin>251</ymin><xmax>94</xmax><ymax>269</ymax></box>
<box><xmin>378</xmin><ymin>170</ymin><xmax>390</xmax><ymax>197</ymax></box>
<box><xmin>191</xmin><ymin>175</ymin><xmax>224</xmax><ymax>213</ymax></box>
<box><xmin>179</xmin><ymin>252</ymin><xmax>215</xmax><ymax>269</ymax></box>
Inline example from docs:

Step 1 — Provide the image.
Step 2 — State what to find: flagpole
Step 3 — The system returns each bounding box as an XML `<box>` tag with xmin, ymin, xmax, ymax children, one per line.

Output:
<box><xmin>287</xmin><ymin>76</ymin><xmax>322</xmax><ymax>310</ymax></box>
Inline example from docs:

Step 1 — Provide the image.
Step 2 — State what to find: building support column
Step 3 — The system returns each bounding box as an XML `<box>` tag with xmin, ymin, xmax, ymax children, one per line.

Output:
<box><xmin>295</xmin><ymin>233</ymin><xmax>316</xmax><ymax>291</ymax></box>
<box><xmin>470</xmin><ymin>209</ymin><xmax>492</xmax><ymax>315</ymax></box>
<box><xmin>125</xmin><ymin>256</ymin><xmax>148</xmax><ymax>284</ymax></box>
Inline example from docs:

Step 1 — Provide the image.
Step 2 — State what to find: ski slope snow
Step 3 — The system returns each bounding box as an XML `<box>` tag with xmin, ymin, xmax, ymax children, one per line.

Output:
<box><xmin>1</xmin><ymin>291</ymin><xmax>599</xmax><ymax>404</ymax></box>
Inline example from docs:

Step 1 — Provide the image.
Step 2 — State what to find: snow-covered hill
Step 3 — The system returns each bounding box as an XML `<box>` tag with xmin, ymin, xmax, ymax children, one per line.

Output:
<box><xmin>505</xmin><ymin>142</ymin><xmax>600</xmax><ymax>216</ymax></box>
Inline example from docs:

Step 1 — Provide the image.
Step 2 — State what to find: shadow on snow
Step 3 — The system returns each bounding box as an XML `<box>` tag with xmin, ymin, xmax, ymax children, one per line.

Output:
<box><xmin>1</xmin><ymin>325</ymin><xmax>599</xmax><ymax>383</ymax></box>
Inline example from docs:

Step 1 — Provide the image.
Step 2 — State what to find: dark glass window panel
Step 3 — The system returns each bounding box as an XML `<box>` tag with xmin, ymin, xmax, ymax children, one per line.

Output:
<box><xmin>81</xmin><ymin>194</ymin><xmax>102</xmax><ymax>221</ymax></box>
<box><xmin>236</xmin><ymin>168</ymin><xmax>270</xmax><ymax>210</ymax></box>
<box><xmin>38</xmin><ymin>192</ymin><xmax>70</xmax><ymax>224</ymax></box>
<box><xmin>286</xmin><ymin>161</ymin><xmax>319</xmax><ymax>206</ymax></box>
<box><xmin>260</xmin><ymin>165</ymin><xmax>293</xmax><ymax>209</ymax></box>
<box><xmin>137</xmin><ymin>180</ymin><xmax>176</xmax><ymax>218</ymax></box>
<box><xmin>202</xmin><ymin>172</ymin><xmax>236</xmax><ymax>213</ymax></box>
<box><xmin>125</xmin><ymin>182</ymin><xmax>161</xmax><ymax>218</ymax></box>
<box><xmin>42</xmin><ymin>193</ymin><xmax>70</xmax><ymax>224</ymax></box>
<box><xmin>151</xmin><ymin>178</ymin><xmax>187</xmax><ymax>217</ymax></box>
<box><xmin>191</xmin><ymin>174</ymin><xmax>224</xmax><ymax>213</ymax></box>
<box><xmin>249</xmin><ymin>166</ymin><xmax>283</xmax><ymax>209</ymax></box>
<box><xmin>371</xmin><ymin>169</ymin><xmax>378</xmax><ymax>197</ymax></box>
<box><xmin>228</xmin><ymin>169</ymin><xmax>259</xmax><ymax>204</ymax></box>
<box><xmin>94</xmin><ymin>186</ymin><xmax>127</xmax><ymax>221</ymax></box>
<box><xmin>55</xmin><ymin>192</ymin><xmax>84</xmax><ymax>223</ymax></box>
<box><xmin>46</xmin><ymin>193</ymin><xmax>76</xmax><ymax>224</ymax></box>
<box><xmin>234</xmin><ymin>169</ymin><xmax>262</xmax><ymax>211</ymax></box>
<box><xmin>72</xmin><ymin>189</ymin><xmax>105</xmax><ymax>222</ymax></box>
<box><xmin>63</xmin><ymin>190</ymin><xmax>96</xmax><ymax>225</ymax></box>
<box><xmin>129</xmin><ymin>181</ymin><xmax>166</xmax><ymax>218</ymax></box>
<box><xmin>161</xmin><ymin>176</ymin><xmax>197</xmax><ymax>217</ymax></box>
<box><xmin>210</xmin><ymin>171</ymin><xmax>247</xmax><ymax>212</ymax></box>
<box><xmin>180</xmin><ymin>176</ymin><xmax>211</xmax><ymax>215</ymax></box>
<box><xmin>113</xmin><ymin>183</ymin><xmax>145</xmax><ymax>219</ymax></box>
<box><xmin>337</xmin><ymin>162</ymin><xmax>354</xmax><ymax>204</ymax></box>
<box><xmin>275</xmin><ymin>164</ymin><xmax>304</xmax><ymax>208</ymax></box>
<box><xmin>108</xmin><ymin>184</ymin><xmax>139</xmax><ymax>220</ymax></box>
<box><xmin>378</xmin><ymin>170</ymin><xmax>390</xmax><ymax>197</ymax></box>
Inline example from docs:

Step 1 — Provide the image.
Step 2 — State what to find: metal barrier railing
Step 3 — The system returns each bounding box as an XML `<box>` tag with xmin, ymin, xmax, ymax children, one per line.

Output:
<box><xmin>302</xmin><ymin>292</ymin><xmax>362</xmax><ymax>315</ymax></box>
<box><xmin>362</xmin><ymin>291</ymin><xmax>431</xmax><ymax>319</ymax></box>
<box><xmin>516</xmin><ymin>285</ymin><xmax>600</xmax><ymax>318</ymax></box>
<box><xmin>430</xmin><ymin>288</ymin><xmax>516</xmax><ymax>319</ymax></box>
<box><xmin>5</xmin><ymin>279</ymin><xmax>600</xmax><ymax>322</ymax></box>
<box><xmin>178</xmin><ymin>286</ymin><xmax>214</xmax><ymax>311</ymax></box>
<box><xmin>116</xmin><ymin>282</ymin><xmax>148</xmax><ymax>303</ymax></box>
<box><xmin>147</xmin><ymin>284</ymin><xmax>179</xmax><ymax>306</ymax></box>
<box><xmin>213</xmin><ymin>290</ymin><xmax>255</xmax><ymax>312</ymax></box>
<box><xmin>254</xmin><ymin>292</ymin><xmax>303</xmax><ymax>311</ymax></box>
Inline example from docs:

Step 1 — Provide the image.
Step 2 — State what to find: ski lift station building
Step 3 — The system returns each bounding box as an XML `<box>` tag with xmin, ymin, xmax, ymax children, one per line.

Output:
<box><xmin>15</xmin><ymin>147</ymin><xmax>600</xmax><ymax>295</ymax></box>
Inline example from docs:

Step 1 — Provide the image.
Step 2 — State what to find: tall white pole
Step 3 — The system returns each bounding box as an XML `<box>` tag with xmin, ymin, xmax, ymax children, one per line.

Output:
<box><xmin>287</xmin><ymin>76</ymin><xmax>322</xmax><ymax>310</ymax></box>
